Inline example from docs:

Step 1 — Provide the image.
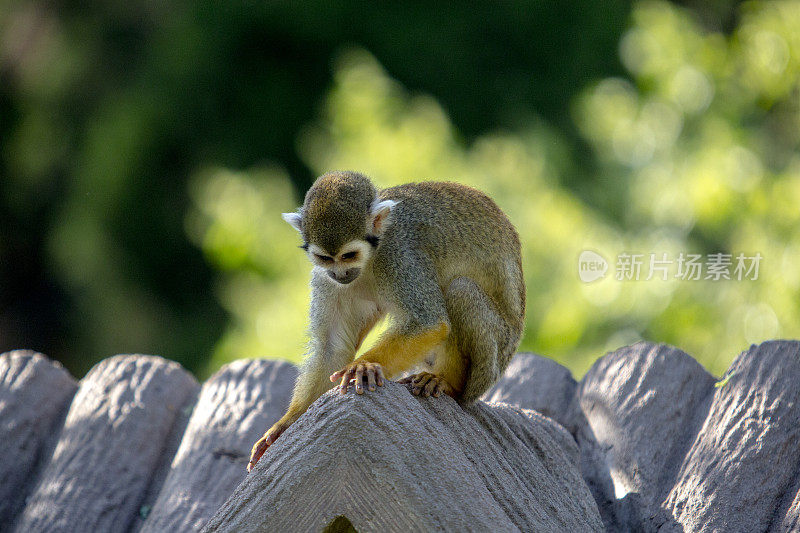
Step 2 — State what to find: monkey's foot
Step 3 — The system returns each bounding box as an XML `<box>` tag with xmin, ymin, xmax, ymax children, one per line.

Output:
<box><xmin>330</xmin><ymin>361</ymin><xmax>385</xmax><ymax>394</ymax></box>
<box><xmin>398</xmin><ymin>372</ymin><xmax>454</xmax><ymax>398</ymax></box>
<box><xmin>247</xmin><ymin>419</ymin><xmax>290</xmax><ymax>473</ymax></box>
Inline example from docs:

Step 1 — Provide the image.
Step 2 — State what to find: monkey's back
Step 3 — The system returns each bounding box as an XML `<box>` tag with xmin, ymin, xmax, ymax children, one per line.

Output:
<box><xmin>378</xmin><ymin>182</ymin><xmax>525</xmax><ymax>330</ymax></box>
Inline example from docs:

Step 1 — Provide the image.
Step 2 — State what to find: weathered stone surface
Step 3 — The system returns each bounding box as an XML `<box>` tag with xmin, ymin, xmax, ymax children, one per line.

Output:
<box><xmin>578</xmin><ymin>342</ymin><xmax>716</xmax><ymax>530</ymax></box>
<box><xmin>13</xmin><ymin>355</ymin><xmax>198</xmax><ymax>533</ymax></box>
<box><xmin>775</xmin><ymin>476</ymin><xmax>800</xmax><ymax>533</ymax></box>
<box><xmin>0</xmin><ymin>350</ymin><xmax>78</xmax><ymax>527</ymax></box>
<box><xmin>484</xmin><ymin>351</ymin><xmax>578</xmax><ymax>431</ymax></box>
<box><xmin>203</xmin><ymin>381</ymin><xmax>604</xmax><ymax>533</ymax></box>
<box><xmin>483</xmin><ymin>349</ymin><xmax>627</xmax><ymax>531</ymax></box>
<box><xmin>572</xmin><ymin>409</ymin><xmax>621</xmax><ymax>532</ymax></box>
<box><xmin>664</xmin><ymin>340</ymin><xmax>800</xmax><ymax>533</ymax></box>
<box><xmin>5</xmin><ymin>341</ymin><xmax>800</xmax><ymax>532</ymax></box>
<box><xmin>130</xmin><ymin>379</ymin><xmax>198</xmax><ymax>532</ymax></box>
<box><xmin>141</xmin><ymin>359</ymin><xmax>297</xmax><ymax>533</ymax></box>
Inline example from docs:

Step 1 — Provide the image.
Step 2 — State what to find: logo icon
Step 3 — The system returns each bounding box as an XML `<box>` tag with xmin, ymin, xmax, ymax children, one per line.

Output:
<box><xmin>578</xmin><ymin>250</ymin><xmax>608</xmax><ymax>283</ymax></box>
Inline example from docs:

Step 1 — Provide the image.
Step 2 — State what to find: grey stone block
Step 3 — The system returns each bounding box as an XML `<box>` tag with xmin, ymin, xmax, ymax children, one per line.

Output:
<box><xmin>13</xmin><ymin>355</ymin><xmax>198</xmax><ymax>533</ymax></box>
<box><xmin>483</xmin><ymin>350</ymin><xmax>622</xmax><ymax>530</ymax></box>
<box><xmin>6</xmin><ymin>340</ymin><xmax>800</xmax><ymax>532</ymax></box>
<box><xmin>203</xmin><ymin>381</ymin><xmax>604</xmax><ymax>532</ymax></box>
<box><xmin>0</xmin><ymin>350</ymin><xmax>78</xmax><ymax>527</ymax></box>
<box><xmin>664</xmin><ymin>340</ymin><xmax>800</xmax><ymax>533</ymax></box>
<box><xmin>483</xmin><ymin>351</ymin><xmax>578</xmax><ymax>431</ymax></box>
<box><xmin>774</xmin><ymin>473</ymin><xmax>800</xmax><ymax>533</ymax></box>
<box><xmin>141</xmin><ymin>358</ymin><xmax>297</xmax><ymax>532</ymax></box>
<box><xmin>578</xmin><ymin>342</ymin><xmax>716</xmax><ymax>529</ymax></box>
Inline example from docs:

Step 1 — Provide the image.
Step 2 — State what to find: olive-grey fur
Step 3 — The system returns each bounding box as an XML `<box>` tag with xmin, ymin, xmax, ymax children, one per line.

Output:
<box><xmin>298</xmin><ymin>171</ymin><xmax>378</xmax><ymax>254</ymax></box>
<box><xmin>298</xmin><ymin>171</ymin><xmax>526</xmax><ymax>403</ymax></box>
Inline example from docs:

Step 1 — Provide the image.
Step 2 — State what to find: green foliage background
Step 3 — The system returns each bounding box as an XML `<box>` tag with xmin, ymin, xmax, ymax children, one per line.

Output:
<box><xmin>2</xmin><ymin>1</ymin><xmax>798</xmax><ymax>379</ymax></box>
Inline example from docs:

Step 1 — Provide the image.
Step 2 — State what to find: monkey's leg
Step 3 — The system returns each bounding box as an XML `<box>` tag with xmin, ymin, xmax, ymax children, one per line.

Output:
<box><xmin>329</xmin><ymin>322</ymin><xmax>449</xmax><ymax>393</ymax></box>
<box><xmin>443</xmin><ymin>276</ymin><xmax>512</xmax><ymax>403</ymax></box>
<box><xmin>250</xmin><ymin>340</ymin><xmax>366</xmax><ymax>471</ymax></box>
<box><xmin>397</xmin><ymin>341</ymin><xmax>465</xmax><ymax>398</ymax></box>
<box><xmin>249</xmin><ymin>345</ymin><xmax>355</xmax><ymax>472</ymax></box>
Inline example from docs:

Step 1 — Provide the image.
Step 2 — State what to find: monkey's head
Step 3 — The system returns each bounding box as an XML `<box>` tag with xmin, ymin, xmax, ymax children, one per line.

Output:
<box><xmin>282</xmin><ymin>171</ymin><xmax>396</xmax><ymax>285</ymax></box>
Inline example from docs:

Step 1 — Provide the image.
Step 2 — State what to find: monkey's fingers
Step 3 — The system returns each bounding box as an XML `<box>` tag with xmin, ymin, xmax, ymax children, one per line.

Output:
<box><xmin>412</xmin><ymin>373</ymin><xmax>427</xmax><ymax>384</ymax></box>
<box><xmin>422</xmin><ymin>377</ymin><xmax>439</xmax><ymax>398</ymax></box>
<box><xmin>331</xmin><ymin>362</ymin><xmax>385</xmax><ymax>394</ymax></box>
<box><xmin>329</xmin><ymin>366</ymin><xmax>352</xmax><ymax>392</ymax></box>
<box><xmin>434</xmin><ymin>379</ymin><xmax>455</xmax><ymax>398</ymax></box>
<box><xmin>355</xmin><ymin>365</ymin><xmax>365</xmax><ymax>394</ymax></box>
<box><xmin>248</xmin><ymin>438</ymin><xmax>269</xmax><ymax>473</ymax></box>
<box><xmin>401</xmin><ymin>372</ymin><xmax>453</xmax><ymax>398</ymax></box>
<box><xmin>330</xmin><ymin>366</ymin><xmax>355</xmax><ymax>383</ymax></box>
<box><xmin>362</xmin><ymin>363</ymin><xmax>384</xmax><ymax>390</ymax></box>
<box><xmin>247</xmin><ymin>423</ymin><xmax>288</xmax><ymax>472</ymax></box>
<box><xmin>339</xmin><ymin>368</ymin><xmax>356</xmax><ymax>393</ymax></box>
<box><xmin>411</xmin><ymin>374</ymin><xmax>433</xmax><ymax>395</ymax></box>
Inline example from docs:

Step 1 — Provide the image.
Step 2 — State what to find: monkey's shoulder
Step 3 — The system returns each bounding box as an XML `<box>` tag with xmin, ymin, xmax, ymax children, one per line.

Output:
<box><xmin>382</xmin><ymin>181</ymin><xmax>510</xmax><ymax>223</ymax></box>
<box><xmin>380</xmin><ymin>181</ymin><xmax>492</xmax><ymax>203</ymax></box>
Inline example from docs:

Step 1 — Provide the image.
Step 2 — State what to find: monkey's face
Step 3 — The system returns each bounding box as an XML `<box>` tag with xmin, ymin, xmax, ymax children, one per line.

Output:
<box><xmin>306</xmin><ymin>240</ymin><xmax>372</xmax><ymax>285</ymax></box>
<box><xmin>281</xmin><ymin>173</ymin><xmax>397</xmax><ymax>286</ymax></box>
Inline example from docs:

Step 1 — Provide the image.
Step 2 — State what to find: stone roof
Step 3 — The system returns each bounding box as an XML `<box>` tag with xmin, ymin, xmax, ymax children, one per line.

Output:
<box><xmin>2</xmin><ymin>340</ymin><xmax>798</xmax><ymax>532</ymax></box>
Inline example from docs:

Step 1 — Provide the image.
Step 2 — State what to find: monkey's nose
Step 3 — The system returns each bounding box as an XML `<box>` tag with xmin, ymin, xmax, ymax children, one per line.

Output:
<box><xmin>329</xmin><ymin>268</ymin><xmax>360</xmax><ymax>284</ymax></box>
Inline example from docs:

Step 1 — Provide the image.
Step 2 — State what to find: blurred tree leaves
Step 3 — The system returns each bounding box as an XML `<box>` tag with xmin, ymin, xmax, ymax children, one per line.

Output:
<box><xmin>2</xmin><ymin>0</ymin><xmax>799</xmax><ymax>379</ymax></box>
<box><xmin>0</xmin><ymin>0</ymin><xmax>629</xmax><ymax>376</ymax></box>
<box><xmin>192</xmin><ymin>1</ymin><xmax>800</xmax><ymax>378</ymax></box>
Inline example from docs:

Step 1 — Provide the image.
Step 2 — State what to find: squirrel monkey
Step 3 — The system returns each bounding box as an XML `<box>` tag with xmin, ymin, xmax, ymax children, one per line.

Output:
<box><xmin>247</xmin><ymin>171</ymin><xmax>525</xmax><ymax>471</ymax></box>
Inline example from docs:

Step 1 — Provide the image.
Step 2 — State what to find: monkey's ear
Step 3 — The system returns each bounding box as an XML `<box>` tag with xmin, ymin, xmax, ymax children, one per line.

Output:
<box><xmin>370</xmin><ymin>199</ymin><xmax>397</xmax><ymax>235</ymax></box>
<box><xmin>282</xmin><ymin>211</ymin><xmax>303</xmax><ymax>232</ymax></box>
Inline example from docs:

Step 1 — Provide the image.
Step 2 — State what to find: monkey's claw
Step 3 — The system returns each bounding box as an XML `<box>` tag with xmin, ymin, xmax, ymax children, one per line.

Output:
<box><xmin>247</xmin><ymin>420</ymin><xmax>289</xmax><ymax>473</ymax></box>
<box><xmin>330</xmin><ymin>361</ymin><xmax>385</xmax><ymax>394</ymax></box>
<box><xmin>398</xmin><ymin>372</ymin><xmax>454</xmax><ymax>398</ymax></box>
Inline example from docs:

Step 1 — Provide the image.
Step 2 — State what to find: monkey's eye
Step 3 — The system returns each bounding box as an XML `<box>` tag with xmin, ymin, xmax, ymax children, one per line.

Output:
<box><xmin>341</xmin><ymin>251</ymin><xmax>358</xmax><ymax>260</ymax></box>
<box><xmin>314</xmin><ymin>253</ymin><xmax>334</xmax><ymax>263</ymax></box>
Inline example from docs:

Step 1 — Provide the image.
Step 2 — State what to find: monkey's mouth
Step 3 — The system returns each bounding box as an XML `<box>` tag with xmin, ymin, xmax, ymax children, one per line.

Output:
<box><xmin>328</xmin><ymin>268</ymin><xmax>361</xmax><ymax>285</ymax></box>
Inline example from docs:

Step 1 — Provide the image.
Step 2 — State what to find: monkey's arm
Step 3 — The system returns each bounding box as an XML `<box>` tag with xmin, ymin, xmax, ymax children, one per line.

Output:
<box><xmin>248</xmin><ymin>272</ymin><xmax>375</xmax><ymax>471</ymax></box>
<box><xmin>330</xmin><ymin>253</ymin><xmax>451</xmax><ymax>392</ymax></box>
<box><xmin>329</xmin><ymin>322</ymin><xmax>449</xmax><ymax>388</ymax></box>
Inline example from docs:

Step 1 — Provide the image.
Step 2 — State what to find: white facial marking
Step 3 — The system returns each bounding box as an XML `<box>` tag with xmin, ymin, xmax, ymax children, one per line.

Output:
<box><xmin>307</xmin><ymin>240</ymin><xmax>373</xmax><ymax>284</ymax></box>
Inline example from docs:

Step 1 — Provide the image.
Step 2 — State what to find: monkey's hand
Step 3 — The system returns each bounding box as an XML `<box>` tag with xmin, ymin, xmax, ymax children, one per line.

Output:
<box><xmin>247</xmin><ymin>419</ymin><xmax>291</xmax><ymax>473</ymax></box>
<box><xmin>329</xmin><ymin>361</ymin><xmax>385</xmax><ymax>394</ymax></box>
<box><xmin>398</xmin><ymin>372</ymin><xmax>454</xmax><ymax>398</ymax></box>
